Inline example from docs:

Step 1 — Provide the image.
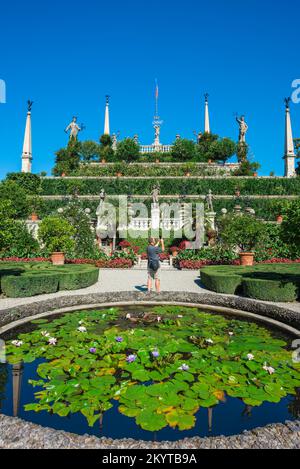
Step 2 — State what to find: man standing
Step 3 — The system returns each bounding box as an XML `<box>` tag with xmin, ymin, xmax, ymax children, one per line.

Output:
<box><xmin>147</xmin><ymin>237</ymin><xmax>165</xmax><ymax>293</ymax></box>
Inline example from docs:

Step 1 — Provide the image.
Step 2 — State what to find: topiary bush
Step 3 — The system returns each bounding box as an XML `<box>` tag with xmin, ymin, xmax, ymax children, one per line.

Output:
<box><xmin>200</xmin><ymin>264</ymin><xmax>300</xmax><ymax>302</ymax></box>
<box><xmin>200</xmin><ymin>270</ymin><xmax>242</xmax><ymax>294</ymax></box>
<box><xmin>242</xmin><ymin>277</ymin><xmax>299</xmax><ymax>302</ymax></box>
<box><xmin>38</xmin><ymin>216</ymin><xmax>76</xmax><ymax>254</ymax></box>
<box><xmin>0</xmin><ymin>263</ymin><xmax>99</xmax><ymax>298</ymax></box>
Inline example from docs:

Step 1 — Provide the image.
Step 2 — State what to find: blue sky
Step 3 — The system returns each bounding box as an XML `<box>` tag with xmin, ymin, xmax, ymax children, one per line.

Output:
<box><xmin>0</xmin><ymin>0</ymin><xmax>299</xmax><ymax>178</ymax></box>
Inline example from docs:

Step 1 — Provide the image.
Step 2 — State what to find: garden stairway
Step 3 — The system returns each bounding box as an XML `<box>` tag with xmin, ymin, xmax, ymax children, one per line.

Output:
<box><xmin>133</xmin><ymin>258</ymin><xmax>176</xmax><ymax>271</ymax></box>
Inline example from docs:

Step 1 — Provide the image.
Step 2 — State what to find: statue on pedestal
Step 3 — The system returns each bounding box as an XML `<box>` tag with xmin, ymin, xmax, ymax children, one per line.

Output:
<box><xmin>205</xmin><ymin>189</ymin><xmax>215</xmax><ymax>212</ymax></box>
<box><xmin>236</xmin><ymin>115</ymin><xmax>248</xmax><ymax>143</ymax></box>
<box><xmin>151</xmin><ymin>186</ymin><xmax>160</xmax><ymax>205</ymax></box>
<box><xmin>65</xmin><ymin>116</ymin><xmax>84</xmax><ymax>140</ymax></box>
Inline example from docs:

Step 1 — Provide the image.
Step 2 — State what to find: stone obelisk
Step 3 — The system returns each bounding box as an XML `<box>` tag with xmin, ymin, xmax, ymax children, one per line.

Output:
<box><xmin>21</xmin><ymin>101</ymin><xmax>33</xmax><ymax>173</ymax></box>
<box><xmin>204</xmin><ymin>93</ymin><xmax>210</xmax><ymax>134</ymax></box>
<box><xmin>104</xmin><ymin>95</ymin><xmax>110</xmax><ymax>135</ymax></box>
<box><xmin>283</xmin><ymin>98</ymin><xmax>296</xmax><ymax>178</ymax></box>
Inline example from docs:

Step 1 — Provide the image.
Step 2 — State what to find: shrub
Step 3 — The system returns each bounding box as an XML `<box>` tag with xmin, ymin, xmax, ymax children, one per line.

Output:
<box><xmin>171</xmin><ymin>139</ymin><xmax>196</xmax><ymax>161</ymax></box>
<box><xmin>38</xmin><ymin>216</ymin><xmax>76</xmax><ymax>254</ymax></box>
<box><xmin>115</xmin><ymin>138</ymin><xmax>140</xmax><ymax>162</ymax></box>
<box><xmin>1</xmin><ymin>274</ymin><xmax>59</xmax><ymax>298</ymax></box>
<box><xmin>0</xmin><ymin>263</ymin><xmax>99</xmax><ymax>297</ymax></box>
<box><xmin>53</xmin><ymin>140</ymin><xmax>81</xmax><ymax>176</ymax></box>
<box><xmin>201</xmin><ymin>270</ymin><xmax>242</xmax><ymax>294</ymax></box>
<box><xmin>0</xmin><ymin>180</ymin><xmax>30</xmax><ymax>219</ymax></box>
<box><xmin>5</xmin><ymin>172</ymin><xmax>41</xmax><ymax>194</ymax></box>
<box><xmin>281</xmin><ymin>200</ymin><xmax>300</xmax><ymax>256</ymax></box>
<box><xmin>219</xmin><ymin>213</ymin><xmax>266</xmax><ymax>252</ymax></box>
<box><xmin>242</xmin><ymin>277</ymin><xmax>299</xmax><ymax>302</ymax></box>
<box><xmin>58</xmin><ymin>268</ymin><xmax>99</xmax><ymax>290</ymax></box>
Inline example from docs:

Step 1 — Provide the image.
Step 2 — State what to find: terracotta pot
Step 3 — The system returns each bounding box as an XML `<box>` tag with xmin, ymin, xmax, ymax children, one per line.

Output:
<box><xmin>61</xmin><ymin>173</ymin><xmax>66</xmax><ymax>177</ymax></box>
<box><xmin>51</xmin><ymin>252</ymin><xmax>65</xmax><ymax>266</ymax></box>
<box><xmin>235</xmin><ymin>190</ymin><xmax>241</xmax><ymax>197</ymax></box>
<box><xmin>116</xmin><ymin>172</ymin><xmax>122</xmax><ymax>177</ymax></box>
<box><xmin>31</xmin><ymin>213</ymin><xmax>38</xmax><ymax>222</ymax></box>
<box><xmin>253</xmin><ymin>172</ymin><xmax>258</xmax><ymax>177</ymax></box>
<box><xmin>208</xmin><ymin>159</ymin><xmax>212</xmax><ymax>164</ymax></box>
<box><xmin>276</xmin><ymin>215</ymin><xmax>283</xmax><ymax>224</ymax></box>
<box><xmin>239</xmin><ymin>252</ymin><xmax>254</xmax><ymax>266</ymax></box>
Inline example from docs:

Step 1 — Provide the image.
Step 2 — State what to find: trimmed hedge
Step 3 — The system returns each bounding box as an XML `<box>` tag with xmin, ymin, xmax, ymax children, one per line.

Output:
<box><xmin>200</xmin><ymin>264</ymin><xmax>300</xmax><ymax>302</ymax></box>
<box><xmin>242</xmin><ymin>277</ymin><xmax>299</xmax><ymax>302</ymax></box>
<box><xmin>41</xmin><ymin>177</ymin><xmax>300</xmax><ymax>196</ymax></box>
<box><xmin>38</xmin><ymin>197</ymin><xmax>293</xmax><ymax>221</ymax></box>
<box><xmin>0</xmin><ymin>263</ymin><xmax>99</xmax><ymax>298</ymax></box>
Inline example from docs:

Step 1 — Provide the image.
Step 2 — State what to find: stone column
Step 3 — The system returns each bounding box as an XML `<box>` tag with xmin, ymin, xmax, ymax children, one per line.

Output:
<box><xmin>104</xmin><ymin>95</ymin><xmax>110</xmax><ymax>135</ymax></box>
<box><xmin>21</xmin><ymin>111</ymin><xmax>32</xmax><ymax>173</ymax></box>
<box><xmin>284</xmin><ymin>99</ymin><xmax>296</xmax><ymax>177</ymax></box>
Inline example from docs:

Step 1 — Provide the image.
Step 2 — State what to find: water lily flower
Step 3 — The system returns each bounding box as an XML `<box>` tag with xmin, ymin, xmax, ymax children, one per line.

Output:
<box><xmin>126</xmin><ymin>313</ymin><xmax>131</xmax><ymax>319</ymax></box>
<box><xmin>177</xmin><ymin>315</ymin><xmax>183</xmax><ymax>318</ymax></box>
<box><xmin>205</xmin><ymin>338</ymin><xmax>214</xmax><ymax>344</ymax></box>
<box><xmin>263</xmin><ymin>363</ymin><xmax>275</xmax><ymax>375</ymax></box>
<box><xmin>157</xmin><ymin>316</ymin><xmax>162</xmax><ymax>322</ymax></box>
<box><xmin>228</xmin><ymin>332</ymin><xmax>234</xmax><ymax>336</ymax></box>
<box><xmin>41</xmin><ymin>331</ymin><xmax>50</xmax><ymax>338</ymax></box>
<box><xmin>126</xmin><ymin>354</ymin><xmax>137</xmax><ymax>363</ymax></box>
<box><xmin>115</xmin><ymin>336</ymin><xmax>123</xmax><ymax>343</ymax></box>
<box><xmin>89</xmin><ymin>347</ymin><xmax>97</xmax><ymax>354</ymax></box>
<box><xmin>179</xmin><ymin>364</ymin><xmax>189</xmax><ymax>371</ymax></box>
<box><xmin>152</xmin><ymin>349</ymin><xmax>160</xmax><ymax>358</ymax></box>
<box><xmin>78</xmin><ymin>321</ymin><xmax>83</xmax><ymax>325</ymax></box>
<box><xmin>48</xmin><ymin>337</ymin><xmax>57</xmax><ymax>346</ymax></box>
<box><xmin>11</xmin><ymin>340</ymin><xmax>23</xmax><ymax>347</ymax></box>
<box><xmin>77</xmin><ymin>326</ymin><xmax>87</xmax><ymax>333</ymax></box>
<box><xmin>247</xmin><ymin>353</ymin><xmax>255</xmax><ymax>361</ymax></box>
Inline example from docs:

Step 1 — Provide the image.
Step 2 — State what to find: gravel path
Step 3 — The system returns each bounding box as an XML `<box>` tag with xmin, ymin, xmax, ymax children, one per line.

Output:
<box><xmin>0</xmin><ymin>269</ymin><xmax>299</xmax><ymax>316</ymax></box>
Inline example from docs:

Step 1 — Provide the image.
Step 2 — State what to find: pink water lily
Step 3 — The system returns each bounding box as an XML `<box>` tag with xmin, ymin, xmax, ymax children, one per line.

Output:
<box><xmin>247</xmin><ymin>353</ymin><xmax>255</xmax><ymax>361</ymax></box>
<box><xmin>263</xmin><ymin>363</ymin><xmax>275</xmax><ymax>375</ymax></box>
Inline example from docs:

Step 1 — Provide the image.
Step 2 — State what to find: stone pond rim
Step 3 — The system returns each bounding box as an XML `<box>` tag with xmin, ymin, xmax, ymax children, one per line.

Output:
<box><xmin>0</xmin><ymin>291</ymin><xmax>300</xmax><ymax>449</ymax></box>
<box><xmin>0</xmin><ymin>290</ymin><xmax>299</xmax><ymax>337</ymax></box>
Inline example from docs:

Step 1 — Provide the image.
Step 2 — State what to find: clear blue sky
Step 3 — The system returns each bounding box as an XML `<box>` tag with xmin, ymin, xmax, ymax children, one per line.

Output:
<box><xmin>0</xmin><ymin>0</ymin><xmax>299</xmax><ymax>178</ymax></box>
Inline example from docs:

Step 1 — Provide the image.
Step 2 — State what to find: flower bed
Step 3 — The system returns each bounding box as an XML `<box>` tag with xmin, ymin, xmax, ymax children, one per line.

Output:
<box><xmin>96</xmin><ymin>258</ymin><xmax>133</xmax><ymax>269</ymax></box>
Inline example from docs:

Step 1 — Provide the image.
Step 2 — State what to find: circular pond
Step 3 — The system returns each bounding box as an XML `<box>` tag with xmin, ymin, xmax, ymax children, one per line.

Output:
<box><xmin>0</xmin><ymin>305</ymin><xmax>300</xmax><ymax>441</ymax></box>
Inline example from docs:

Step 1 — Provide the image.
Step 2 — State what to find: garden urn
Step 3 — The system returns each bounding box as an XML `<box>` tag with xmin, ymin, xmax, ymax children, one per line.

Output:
<box><xmin>51</xmin><ymin>252</ymin><xmax>65</xmax><ymax>266</ymax></box>
<box><xmin>239</xmin><ymin>252</ymin><xmax>254</xmax><ymax>266</ymax></box>
<box><xmin>31</xmin><ymin>213</ymin><xmax>38</xmax><ymax>222</ymax></box>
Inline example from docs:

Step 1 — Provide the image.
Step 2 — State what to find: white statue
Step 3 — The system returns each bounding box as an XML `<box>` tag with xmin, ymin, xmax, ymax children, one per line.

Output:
<box><xmin>151</xmin><ymin>186</ymin><xmax>160</xmax><ymax>204</ymax></box>
<box><xmin>236</xmin><ymin>115</ymin><xmax>248</xmax><ymax>143</ymax></box>
<box><xmin>205</xmin><ymin>189</ymin><xmax>215</xmax><ymax>212</ymax></box>
<box><xmin>65</xmin><ymin>116</ymin><xmax>83</xmax><ymax>140</ymax></box>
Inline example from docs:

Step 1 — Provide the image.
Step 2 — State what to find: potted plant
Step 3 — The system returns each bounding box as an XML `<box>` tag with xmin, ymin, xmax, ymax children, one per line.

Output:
<box><xmin>38</xmin><ymin>216</ymin><xmax>75</xmax><ymax>265</ymax></box>
<box><xmin>277</xmin><ymin>215</ymin><xmax>283</xmax><ymax>224</ymax></box>
<box><xmin>219</xmin><ymin>213</ymin><xmax>265</xmax><ymax>266</ymax></box>
<box><xmin>29</xmin><ymin>195</ymin><xmax>43</xmax><ymax>222</ymax></box>
<box><xmin>170</xmin><ymin>246</ymin><xmax>179</xmax><ymax>258</ymax></box>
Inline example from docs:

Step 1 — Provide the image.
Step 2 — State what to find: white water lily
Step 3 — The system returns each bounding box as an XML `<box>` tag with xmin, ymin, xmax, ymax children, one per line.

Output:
<box><xmin>177</xmin><ymin>315</ymin><xmax>183</xmax><ymax>318</ymax></box>
<box><xmin>48</xmin><ymin>337</ymin><xmax>57</xmax><ymax>345</ymax></box>
<box><xmin>228</xmin><ymin>332</ymin><xmax>234</xmax><ymax>336</ymax></box>
<box><xmin>263</xmin><ymin>363</ymin><xmax>275</xmax><ymax>375</ymax></box>
<box><xmin>247</xmin><ymin>353</ymin><xmax>255</xmax><ymax>361</ymax></box>
<box><xmin>77</xmin><ymin>326</ymin><xmax>87</xmax><ymax>333</ymax></box>
<box><xmin>157</xmin><ymin>316</ymin><xmax>162</xmax><ymax>322</ymax></box>
<box><xmin>205</xmin><ymin>338</ymin><xmax>214</xmax><ymax>344</ymax></box>
<box><xmin>41</xmin><ymin>331</ymin><xmax>50</xmax><ymax>338</ymax></box>
<box><xmin>126</xmin><ymin>313</ymin><xmax>131</xmax><ymax>319</ymax></box>
<box><xmin>11</xmin><ymin>340</ymin><xmax>23</xmax><ymax>347</ymax></box>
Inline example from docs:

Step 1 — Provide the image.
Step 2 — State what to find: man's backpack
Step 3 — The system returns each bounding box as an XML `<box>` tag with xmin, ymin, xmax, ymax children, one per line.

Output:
<box><xmin>149</xmin><ymin>259</ymin><xmax>160</xmax><ymax>272</ymax></box>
